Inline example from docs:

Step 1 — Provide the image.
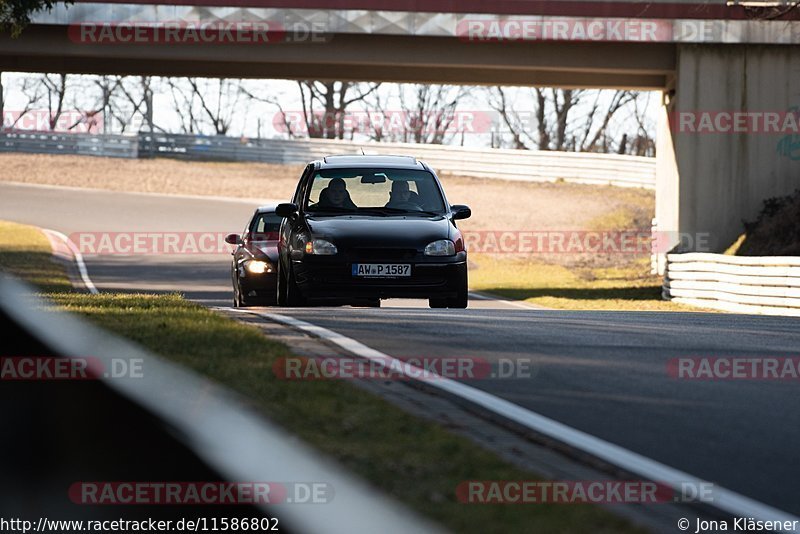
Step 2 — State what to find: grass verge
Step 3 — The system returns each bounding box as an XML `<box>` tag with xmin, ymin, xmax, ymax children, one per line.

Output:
<box><xmin>0</xmin><ymin>220</ymin><xmax>643</xmax><ymax>533</ymax></box>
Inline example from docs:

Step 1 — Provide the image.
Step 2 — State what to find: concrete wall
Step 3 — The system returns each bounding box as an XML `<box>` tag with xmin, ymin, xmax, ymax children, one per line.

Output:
<box><xmin>655</xmin><ymin>94</ymin><xmax>680</xmax><ymax>273</ymax></box>
<box><xmin>663</xmin><ymin>44</ymin><xmax>800</xmax><ymax>255</ymax></box>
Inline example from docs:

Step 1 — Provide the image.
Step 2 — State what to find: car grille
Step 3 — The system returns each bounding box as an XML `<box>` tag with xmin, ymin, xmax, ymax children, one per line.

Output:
<box><xmin>348</xmin><ymin>248</ymin><xmax>418</xmax><ymax>261</ymax></box>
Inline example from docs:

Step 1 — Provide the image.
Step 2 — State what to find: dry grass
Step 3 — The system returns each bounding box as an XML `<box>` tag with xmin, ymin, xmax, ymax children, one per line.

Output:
<box><xmin>470</xmin><ymin>255</ymin><xmax>703</xmax><ymax>311</ymax></box>
<box><xmin>0</xmin><ymin>153</ymin><xmax>654</xmax><ymax>242</ymax></box>
<box><xmin>0</xmin><ymin>153</ymin><xmax>304</xmax><ymax>199</ymax></box>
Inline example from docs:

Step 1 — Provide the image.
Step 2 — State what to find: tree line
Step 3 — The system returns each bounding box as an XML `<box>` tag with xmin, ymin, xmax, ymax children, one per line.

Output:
<box><xmin>0</xmin><ymin>73</ymin><xmax>656</xmax><ymax>156</ymax></box>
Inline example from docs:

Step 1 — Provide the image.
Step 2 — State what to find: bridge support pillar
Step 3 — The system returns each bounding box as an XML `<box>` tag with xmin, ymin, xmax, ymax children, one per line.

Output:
<box><xmin>655</xmin><ymin>44</ymin><xmax>800</xmax><ymax>272</ymax></box>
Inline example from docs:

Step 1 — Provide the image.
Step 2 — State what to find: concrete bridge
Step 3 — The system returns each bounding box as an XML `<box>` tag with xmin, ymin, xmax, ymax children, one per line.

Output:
<box><xmin>1</xmin><ymin>0</ymin><xmax>799</xmax><ymax>262</ymax></box>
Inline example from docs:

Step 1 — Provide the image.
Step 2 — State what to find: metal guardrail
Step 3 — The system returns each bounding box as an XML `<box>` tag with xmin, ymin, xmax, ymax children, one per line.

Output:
<box><xmin>0</xmin><ymin>275</ymin><xmax>443</xmax><ymax>533</ymax></box>
<box><xmin>0</xmin><ymin>131</ymin><xmax>138</xmax><ymax>158</ymax></box>
<box><xmin>0</xmin><ymin>131</ymin><xmax>656</xmax><ymax>189</ymax></box>
<box><xmin>663</xmin><ymin>252</ymin><xmax>800</xmax><ymax>316</ymax></box>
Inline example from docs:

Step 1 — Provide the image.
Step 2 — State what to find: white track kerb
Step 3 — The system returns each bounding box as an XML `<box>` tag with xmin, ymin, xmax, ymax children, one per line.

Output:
<box><xmin>43</xmin><ymin>228</ymin><xmax>98</xmax><ymax>294</ymax></box>
<box><xmin>248</xmin><ymin>310</ymin><xmax>800</xmax><ymax>532</ymax></box>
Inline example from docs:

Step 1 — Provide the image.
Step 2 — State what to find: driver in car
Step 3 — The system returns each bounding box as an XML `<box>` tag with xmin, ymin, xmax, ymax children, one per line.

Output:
<box><xmin>319</xmin><ymin>177</ymin><xmax>357</xmax><ymax>209</ymax></box>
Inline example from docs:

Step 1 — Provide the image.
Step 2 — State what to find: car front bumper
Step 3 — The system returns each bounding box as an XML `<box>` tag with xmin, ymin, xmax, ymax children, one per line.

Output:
<box><xmin>238</xmin><ymin>271</ymin><xmax>277</xmax><ymax>300</ymax></box>
<box><xmin>292</xmin><ymin>253</ymin><xmax>467</xmax><ymax>300</ymax></box>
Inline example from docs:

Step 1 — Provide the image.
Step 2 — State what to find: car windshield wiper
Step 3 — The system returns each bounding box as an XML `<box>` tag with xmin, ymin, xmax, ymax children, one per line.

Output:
<box><xmin>306</xmin><ymin>206</ymin><xmax>358</xmax><ymax>214</ymax></box>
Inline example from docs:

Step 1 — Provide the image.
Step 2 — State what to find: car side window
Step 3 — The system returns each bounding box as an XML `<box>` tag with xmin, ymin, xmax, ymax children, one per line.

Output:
<box><xmin>293</xmin><ymin>164</ymin><xmax>314</xmax><ymax>205</ymax></box>
<box><xmin>242</xmin><ymin>219</ymin><xmax>253</xmax><ymax>241</ymax></box>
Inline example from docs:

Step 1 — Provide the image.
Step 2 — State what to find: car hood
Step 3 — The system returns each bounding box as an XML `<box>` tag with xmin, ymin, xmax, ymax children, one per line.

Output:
<box><xmin>305</xmin><ymin>214</ymin><xmax>452</xmax><ymax>249</ymax></box>
<box><xmin>248</xmin><ymin>241</ymin><xmax>279</xmax><ymax>262</ymax></box>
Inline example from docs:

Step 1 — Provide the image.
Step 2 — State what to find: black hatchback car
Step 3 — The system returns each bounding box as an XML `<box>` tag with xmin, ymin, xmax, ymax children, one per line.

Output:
<box><xmin>225</xmin><ymin>205</ymin><xmax>282</xmax><ymax>307</ymax></box>
<box><xmin>275</xmin><ymin>155</ymin><xmax>471</xmax><ymax>308</ymax></box>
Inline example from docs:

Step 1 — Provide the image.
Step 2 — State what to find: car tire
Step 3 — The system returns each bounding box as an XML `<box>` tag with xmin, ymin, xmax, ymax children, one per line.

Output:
<box><xmin>429</xmin><ymin>298</ymin><xmax>448</xmax><ymax>308</ymax></box>
<box><xmin>277</xmin><ymin>263</ymin><xmax>288</xmax><ymax>306</ymax></box>
<box><xmin>233</xmin><ymin>272</ymin><xmax>245</xmax><ymax>308</ymax></box>
<box><xmin>234</xmin><ymin>279</ymin><xmax>254</xmax><ymax>308</ymax></box>
<box><xmin>447</xmin><ymin>290</ymin><xmax>468</xmax><ymax>309</ymax></box>
<box><xmin>279</xmin><ymin>262</ymin><xmax>305</xmax><ymax>307</ymax></box>
<box><xmin>447</xmin><ymin>269</ymin><xmax>469</xmax><ymax>309</ymax></box>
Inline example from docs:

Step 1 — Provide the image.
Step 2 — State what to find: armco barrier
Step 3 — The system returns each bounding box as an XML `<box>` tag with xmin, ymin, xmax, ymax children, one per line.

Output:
<box><xmin>0</xmin><ymin>131</ymin><xmax>138</xmax><ymax>158</ymax></box>
<box><xmin>0</xmin><ymin>131</ymin><xmax>656</xmax><ymax>189</ymax></box>
<box><xmin>662</xmin><ymin>253</ymin><xmax>800</xmax><ymax>316</ymax></box>
<box><xmin>0</xmin><ymin>275</ymin><xmax>442</xmax><ymax>533</ymax></box>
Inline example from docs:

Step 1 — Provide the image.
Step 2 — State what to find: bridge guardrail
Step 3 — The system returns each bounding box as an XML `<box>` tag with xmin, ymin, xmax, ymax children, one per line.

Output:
<box><xmin>0</xmin><ymin>131</ymin><xmax>656</xmax><ymax>189</ymax></box>
<box><xmin>662</xmin><ymin>252</ymin><xmax>800</xmax><ymax>316</ymax></box>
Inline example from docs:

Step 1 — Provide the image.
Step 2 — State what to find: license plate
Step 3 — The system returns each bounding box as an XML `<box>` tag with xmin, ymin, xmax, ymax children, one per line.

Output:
<box><xmin>352</xmin><ymin>263</ymin><xmax>411</xmax><ymax>277</ymax></box>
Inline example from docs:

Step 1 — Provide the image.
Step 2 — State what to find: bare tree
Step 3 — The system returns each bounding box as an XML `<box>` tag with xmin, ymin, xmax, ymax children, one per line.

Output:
<box><xmin>575</xmin><ymin>90</ymin><xmax>637</xmax><ymax>152</ymax></box>
<box><xmin>7</xmin><ymin>74</ymin><xmax>48</xmax><ymax>129</ymax></box>
<box><xmin>295</xmin><ymin>81</ymin><xmax>380</xmax><ymax>139</ymax></box>
<box><xmin>238</xmin><ymin>82</ymin><xmax>299</xmax><ymax>139</ymax></box>
<box><xmin>188</xmin><ymin>78</ymin><xmax>241</xmax><ymax>135</ymax></box>
<box><xmin>41</xmin><ymin>73</ymin><xmax>68</xmax><ymax>130</ymax></box>
<box><xmin>620</xmin><ymin>91</ymin><xmax>656</xmax><ymax>156</ymax></box>
<box><xmin>62</xmin><ymin>75</ymin><xmax>117</xmax><ymax>133</ymax></box>
<box><xmin>166</xmin><ymin>78</ymin><xmax>198</xmax><ymax>134</ymax></box>
<box><xmin>113</xmin><ymin>76</ymin><xmax>158</xmax><ymax>133</ymax></box>
<box><xmin>166</xmin><ymin>78</ymin><xmax>242</xmax><ymax>135</ymax></box>
<box><xmin>488</xmin><ymin>86</ymin><xmax>648</xmax><ymax>154</ymax></box>
<box><xmin>397</xmin><ymin>85</ymin><xmax>468</xmax><ymax>145</ymax></box>
<box><xmin>361</xmin><ymin>88</ymin><xmax>391</xmax><ymax>142</ymax></box>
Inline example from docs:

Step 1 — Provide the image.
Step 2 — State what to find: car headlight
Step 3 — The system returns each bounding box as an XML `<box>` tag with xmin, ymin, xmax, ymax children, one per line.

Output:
<box><xmin>424</xmin><ymin>239</ymin><xmax>456</xmax><ymax>256</ymax></box>
<box><xmin>304</xmin><ymin>238</ymin><xmax>338</xmax><ymax>255</ymax></box>
<box><xmin>245</xmin><ymin>260</ymin><xmax>272</xmax><ymax>274</ymax></box>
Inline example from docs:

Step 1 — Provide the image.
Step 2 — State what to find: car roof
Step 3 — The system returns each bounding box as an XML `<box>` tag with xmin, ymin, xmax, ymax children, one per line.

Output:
<box><xmin>255</xmin><ymin>203</ymin><xmax>280</xmax><ymax>213</ymax></box>
<box><xmin>318</xmin><ymin>154</ymin><xmax>427</xmax><ymax>170</ymax></box>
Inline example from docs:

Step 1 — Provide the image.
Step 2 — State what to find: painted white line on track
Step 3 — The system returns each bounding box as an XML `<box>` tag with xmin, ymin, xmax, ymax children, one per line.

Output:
<box><xmin>43</xmin><ymin>228</ymin><xmax>99</xmax><ymax>294</ymax></box>
<box><xmin>468</xmin><ymin>291</ymin><xmax>545</xmax><ymax>310</ymax></box>
<box><xmin>232</xmin><ymin>308</ymin><xmax>800</xmax><ymax>531</ymax></box>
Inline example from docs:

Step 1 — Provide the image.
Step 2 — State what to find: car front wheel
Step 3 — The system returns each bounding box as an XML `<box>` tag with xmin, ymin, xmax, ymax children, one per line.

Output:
<box><xmin>448</xmin><ymin>269</ymin><xmax>469</xmax><ymax>308</ymax></box>
<box><xmin>234</xmin><ymin>277</ymin><xmax>256</xmax><ymax>308</ymax></box>
<box><xmin>278</xmin><ymin>261</ymin><xmax>305</xmax><ymax>307</ymax></box>
<box><xmin>429</xmin><ymin>269</ymin><xmax>468</xmax><ymax>309</ymax></box>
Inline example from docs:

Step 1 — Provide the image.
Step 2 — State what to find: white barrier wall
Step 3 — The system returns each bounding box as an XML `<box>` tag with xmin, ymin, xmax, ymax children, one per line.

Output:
<box><xmin>0</xmin><ymin>132</ymin><xmax>657</xmax><ymax>189</ymax></box>
<box><xmin>663</xmin><ymin>253</ymin><xmax>800</xmax><ymax>316</ymax></box>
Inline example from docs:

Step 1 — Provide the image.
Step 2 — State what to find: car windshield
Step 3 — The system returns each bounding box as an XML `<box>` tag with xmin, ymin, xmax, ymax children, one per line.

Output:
<box><xmin>305</xmin><ymin>168</ymin><xmax>446</xmax><ymax>215</ymax></box>
<box><xmin>250</xmin><ymin>213</ymin><xmax>282</xmax><ymax>241</ymax></box>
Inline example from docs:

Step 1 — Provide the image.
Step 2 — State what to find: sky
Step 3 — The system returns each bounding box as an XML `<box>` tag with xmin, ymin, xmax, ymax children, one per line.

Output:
<box><xmin>1</xmin><ymin>72</ymin><xmax>661</xmax><ymax>150</ymax></box>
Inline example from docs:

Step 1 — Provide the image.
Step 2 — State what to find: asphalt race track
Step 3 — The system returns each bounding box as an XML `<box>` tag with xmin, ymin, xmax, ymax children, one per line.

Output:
<box><xmin>2</xmin><ymin>182</ymin><xmax>799</xmax><ymax>517</ymax></box>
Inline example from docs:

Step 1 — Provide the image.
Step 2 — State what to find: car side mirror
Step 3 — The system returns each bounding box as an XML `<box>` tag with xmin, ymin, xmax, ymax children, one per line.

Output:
<box><xmin>451</xmin><ymin>204</ymin><xmax>471</xmax><ymax>220</ymax></box>
<box><xmin>276</xmin><ymin>202</ymin><xmax>299</xmax><ymax>218</ymax></box>
<box><xmin>224</xmin><ymin>233</ymin><xmax>242</xmax><ymax>245</ymax></box>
